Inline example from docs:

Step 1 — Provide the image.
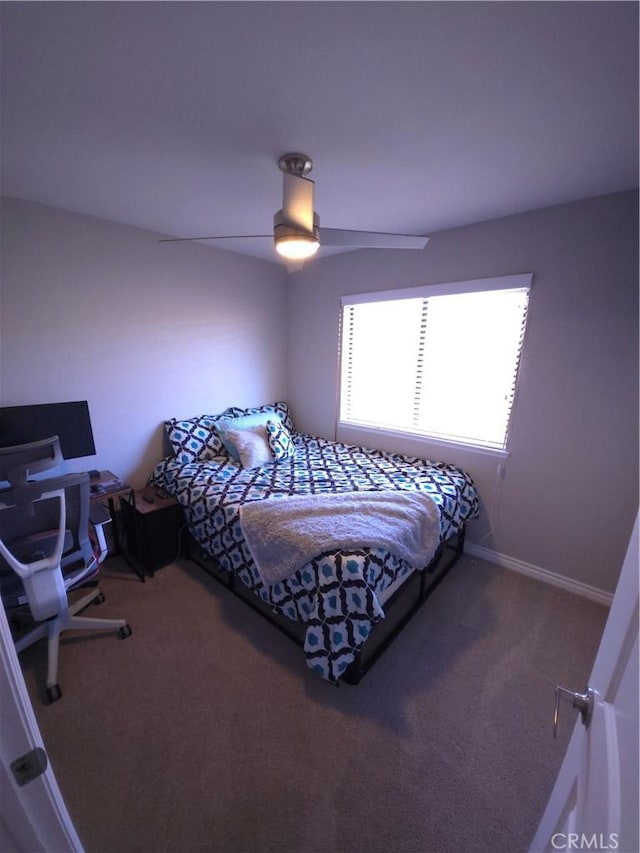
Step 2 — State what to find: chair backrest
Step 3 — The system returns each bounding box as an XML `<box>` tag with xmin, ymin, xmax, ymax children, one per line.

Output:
<box><xmin>0</xmin><ymin>473</ymin><xmax>92</xmax><ymax>621</ymax></box>
<box><xmin>0</xmin><ymin>436</ymin><xmax>63</xmax><ymax>488</ymax></box>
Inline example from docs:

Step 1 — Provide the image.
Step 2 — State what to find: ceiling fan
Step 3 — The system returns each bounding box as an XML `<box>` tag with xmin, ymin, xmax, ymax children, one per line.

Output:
<box><xmin>159</xmin><ymin>153</ymin><xmax>429</xmax><ymax>269</ymax></box>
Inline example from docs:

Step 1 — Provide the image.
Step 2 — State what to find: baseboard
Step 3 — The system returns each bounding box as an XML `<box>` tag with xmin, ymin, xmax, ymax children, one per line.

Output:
<box><xmin>465</xmin><ymin>542</ymin><xmax>613</xmax><ymax>607</ymax></box>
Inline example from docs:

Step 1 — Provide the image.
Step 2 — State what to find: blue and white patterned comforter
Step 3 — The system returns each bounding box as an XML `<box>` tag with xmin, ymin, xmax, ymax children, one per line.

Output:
<box><xmin>151</xmin><ymin>433</ymin><xmax>479</xmax><ymax>682</ymax></box>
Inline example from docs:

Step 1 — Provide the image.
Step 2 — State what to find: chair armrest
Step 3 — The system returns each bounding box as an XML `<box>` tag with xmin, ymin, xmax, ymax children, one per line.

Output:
<box><xmin>89</xmin><ymin>503</ymin><xmax>112</xmax><ymax>564</ymax></box>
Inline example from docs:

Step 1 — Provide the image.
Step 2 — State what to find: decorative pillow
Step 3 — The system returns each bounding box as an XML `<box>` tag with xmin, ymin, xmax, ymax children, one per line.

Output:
<box><xmin>165</xmin><ymin>416</ymin><xmax>225</xmax><ymax>463</ymax></box>
<box><xmin>216</xmin><ymin>412</ymin><xmax>277</xmax><ymax>461</ymax></box>
<box><xmin>226</xmin><ymin>401</ymin><xmax>294</xmax><ymax>433</ymax></box>
<box><xmin>226</xmin><ymin>429</ymin><xmax>272</xmax><ymax>469</ymax></box>
<box><xmin>222</xmin><ymin>406</ymin><xmax>247</xmax><ymax>419</ymax></box>
<box><xmin>265</xmin><ymin>419</ymin><xmax>296</xmax><ymax>461</ymax></box>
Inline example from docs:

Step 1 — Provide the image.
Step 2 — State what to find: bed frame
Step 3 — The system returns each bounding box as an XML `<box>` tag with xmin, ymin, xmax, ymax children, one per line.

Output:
<box><xmin>185</xmin><ymin>525</ymin><xmax>467</xmax><ymax>685</ymax></box>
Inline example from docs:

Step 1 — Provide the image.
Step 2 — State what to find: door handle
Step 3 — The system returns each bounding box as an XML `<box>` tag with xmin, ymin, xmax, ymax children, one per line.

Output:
<box><xmin>553</xmin><ymin>685</ymin><xmax>594</xmax><ymax>738</ymax></box>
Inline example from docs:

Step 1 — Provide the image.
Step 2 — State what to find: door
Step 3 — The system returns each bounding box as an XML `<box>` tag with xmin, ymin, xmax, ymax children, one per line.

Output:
<box><xmin>530</xmin><ymin>514</ymin><xmax>639</xmax><ymax>853</ymax></box>
<box><xmin>0</xmin><ymin>600</ymin><xmax>83</xmax><ymax>852</ymax></box>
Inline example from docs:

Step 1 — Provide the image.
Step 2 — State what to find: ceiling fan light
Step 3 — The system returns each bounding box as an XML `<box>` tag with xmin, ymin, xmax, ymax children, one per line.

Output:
<box><xmin>275</xmin><ymin>234</ymin><xmax>320</xmax><ymax>260</ymax></box>
<box><xmin>273</xmin><ymin>215</ymin><xmax>320</xmax><ymax>261</ymax></box>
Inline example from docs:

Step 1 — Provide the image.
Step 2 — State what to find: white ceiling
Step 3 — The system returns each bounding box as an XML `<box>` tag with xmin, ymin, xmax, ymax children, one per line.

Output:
<box><xmin>1</xmin><ymin>1</ymin><xmax>638</xmax><ymax>265</ymax></box>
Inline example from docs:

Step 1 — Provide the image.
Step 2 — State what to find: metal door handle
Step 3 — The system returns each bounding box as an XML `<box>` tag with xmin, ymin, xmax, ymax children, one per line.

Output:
<box><xmin>553</xmin><ymin>685</ymin><xmax>594</xmax><ymax>738</ymax></box>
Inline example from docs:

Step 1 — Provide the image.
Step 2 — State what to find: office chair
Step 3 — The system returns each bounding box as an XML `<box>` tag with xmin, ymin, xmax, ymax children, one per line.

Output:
<box><xmin>0</xmin><ymin>472</ymin><xmax>131</xmax><ymax>702</ymax></box>
<box><xmin>0</xmin><ymin>434</ymin><xmax>106</xmax><ymax>607</ymax></box>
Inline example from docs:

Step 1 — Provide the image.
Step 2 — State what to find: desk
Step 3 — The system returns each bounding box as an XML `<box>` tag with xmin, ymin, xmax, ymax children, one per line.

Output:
<box><xmin>89</xmin><ymin>470</ymin><xmax>132</xmax><ymax>559</ymax></box>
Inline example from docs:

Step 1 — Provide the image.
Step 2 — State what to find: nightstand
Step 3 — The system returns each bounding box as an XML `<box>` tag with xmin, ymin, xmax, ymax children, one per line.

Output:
<box><xmin>119</xmin><ymin>489</ymin><xmax>185</xmax><ymax>579</ymax></box>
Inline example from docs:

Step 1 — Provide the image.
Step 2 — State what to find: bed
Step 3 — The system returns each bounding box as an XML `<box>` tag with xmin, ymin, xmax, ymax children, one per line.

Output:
<box><xmin>151</xmin><ymin>402</ymin><xmax>479</xmax><ymax>684</ymax></box>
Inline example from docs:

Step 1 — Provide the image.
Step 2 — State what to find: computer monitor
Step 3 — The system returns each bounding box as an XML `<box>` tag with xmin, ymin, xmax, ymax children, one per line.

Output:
<box><xmin>0</xmin><ymin>401</ymin><xmax>96</xmax><ymax>460</ymax></box>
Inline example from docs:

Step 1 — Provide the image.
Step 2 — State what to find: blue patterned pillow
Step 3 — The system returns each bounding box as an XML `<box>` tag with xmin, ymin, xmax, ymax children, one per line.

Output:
<box><xmin>265</xmin><ymin>419</ymin><xmax>296</xmax><ymax>461</ymax></box>
<box><xmin>227</xmin><ymin>401</ymin><xmax>294</xmax><ymax>433</ymax></box>
<box><xmin>165</xmin><ymin>416</ymin><xmax>226</xmax><ymax>463</ymax></box>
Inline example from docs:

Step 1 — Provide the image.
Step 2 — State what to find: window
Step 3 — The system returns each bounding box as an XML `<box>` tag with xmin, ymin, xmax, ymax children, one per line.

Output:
<box><xmin>339</xmin><ymin>274</ymin><xmax>531</xmax><ymax>452</ymax></box>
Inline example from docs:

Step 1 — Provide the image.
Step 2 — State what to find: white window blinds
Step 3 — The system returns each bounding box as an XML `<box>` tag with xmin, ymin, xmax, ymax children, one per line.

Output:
<box><xmin>339</xmin><ymin>274</ymin><xmax>531</xmax><ymax>451</ymax></box>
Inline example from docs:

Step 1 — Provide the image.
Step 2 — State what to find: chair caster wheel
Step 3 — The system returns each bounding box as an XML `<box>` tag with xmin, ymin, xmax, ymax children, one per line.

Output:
<box><xmin>119</xmin><ymin>624</ymin><xmax>132</xmax><ymax>639</ymax></box>
<box><xmin>47</xmin><ymin>684</ymin><xmax>62</xmax><ymax>703</ymax></box>
<box><xmin>94</xmin><ymin>592</ymin><xmax>106</xmax><ymax>605</ymax></box>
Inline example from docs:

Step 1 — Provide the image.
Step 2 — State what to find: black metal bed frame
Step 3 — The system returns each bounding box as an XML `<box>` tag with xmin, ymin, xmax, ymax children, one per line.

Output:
<box><xmin>186</xmin><ymin>524</ymin><xmax>467</xmax><ymax>685</ymax></box>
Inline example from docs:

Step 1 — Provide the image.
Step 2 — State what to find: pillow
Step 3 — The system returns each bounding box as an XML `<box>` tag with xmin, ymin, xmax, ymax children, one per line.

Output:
<box><xmin>226</xmin><ymin>401</ymin><xmax>294</xmax><ymax>433</ymax></box>
<box><xmin>226</xmin><ymin>429</ymin><xmax>272</xmax><ymax>469</ymax></box>
<box><xmin>165</xmin><ymin>416</ymin><xmax>226</xmax><ymax>463</ymax></box>
<box><xmin>217</xmin><ymin>412</ymin><xmax>279</xmax><ymax>461</ymax></box>
<box><xmin>265</xmin><ymin>419</ymin><xmax>296</xmax><ymax>461</ymax></box>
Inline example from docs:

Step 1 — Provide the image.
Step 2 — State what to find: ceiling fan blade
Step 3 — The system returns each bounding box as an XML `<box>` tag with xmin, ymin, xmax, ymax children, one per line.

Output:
<box><xmin>319</xmin><ymin>228</ymin><xmax>429</xmax><ymax>250</ymax></box>
<box><xmin>159</xmin><ymin>234</ymin><xmax>272</xmax><ymax>243</ymax></box>
<box><xmin>282</xmin><ymin>173</ymin><xmax>315</xmax><ymax>232</ymax></box>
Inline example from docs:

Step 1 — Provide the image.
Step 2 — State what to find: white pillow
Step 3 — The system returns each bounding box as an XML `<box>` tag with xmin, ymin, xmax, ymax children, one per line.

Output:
<box><xmin>217</xmin><ymin>411</ymin><xmax>277</xmax><ymax>461</ymax></box>
<box><xmin>226</xmin><ymin>429</ymin><xmax>272</xmax><ymax>469</ymax></box>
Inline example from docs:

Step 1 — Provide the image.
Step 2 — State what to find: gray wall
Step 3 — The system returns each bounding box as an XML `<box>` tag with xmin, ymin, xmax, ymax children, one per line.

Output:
<box><xmin>287</xmin><ymin>191</ymin><xmax>639</xmax><ymax>594</ymax></box>
<box><xmin>2</xmin><ymin>193</ymin><xmax>637</xmax><ymax>595</ymax></box>
<box><xmin>0</xmin><ymin>197</ymin><xmax>288</xmax><ymax>486</ymax></box>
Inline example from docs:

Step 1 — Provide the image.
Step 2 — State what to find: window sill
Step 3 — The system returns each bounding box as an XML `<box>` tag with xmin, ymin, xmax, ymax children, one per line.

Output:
<box><xmin>337</xmin><ymin>421</ymin><xmax>511</xmax><ymax>459</ymax></box>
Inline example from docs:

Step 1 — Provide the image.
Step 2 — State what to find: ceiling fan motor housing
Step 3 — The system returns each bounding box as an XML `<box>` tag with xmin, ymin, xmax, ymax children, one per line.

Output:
<box><xmin>273</xmin><ymin>210</ymin><xmax>320</xmax><ymax>238</ymax></box>
<box><xmin>274</xmin><ymin>165</ymin><xmax>320</xmax><ymax>257</ymax></box>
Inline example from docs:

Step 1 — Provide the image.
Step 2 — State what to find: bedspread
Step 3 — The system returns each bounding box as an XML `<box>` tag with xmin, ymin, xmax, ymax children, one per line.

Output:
<box><xmin>151</xmin><ymin>432</ymin><xmax>479</xmax><ymax>682</ymax></box>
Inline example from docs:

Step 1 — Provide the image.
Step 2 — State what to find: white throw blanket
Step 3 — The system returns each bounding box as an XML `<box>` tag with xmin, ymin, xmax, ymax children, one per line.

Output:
<box><xmin>238</xmin><ymin>489</ymin><xmax>441</xmax><ymax>586</ymax></box>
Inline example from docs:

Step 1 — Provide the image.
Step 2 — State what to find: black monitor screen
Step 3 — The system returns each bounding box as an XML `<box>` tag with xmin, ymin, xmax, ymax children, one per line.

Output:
<box><xmin>0</xmin><ymin>401</ymin><xmax>96</xmax><ymax>460</ymax></box>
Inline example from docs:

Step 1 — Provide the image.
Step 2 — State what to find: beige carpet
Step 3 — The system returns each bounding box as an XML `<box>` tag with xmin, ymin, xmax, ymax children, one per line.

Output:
<box><xmin>19</xmin><ymin>553</ymin><xmax>608</xmax><ymax>853</ymax></box>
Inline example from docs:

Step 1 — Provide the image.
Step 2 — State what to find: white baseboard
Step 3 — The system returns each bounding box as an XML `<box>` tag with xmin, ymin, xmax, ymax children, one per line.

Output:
<box><xmin>465</xmin><ymin>542</ymin><xmax>613</xmax><ymax>607</ymax></box>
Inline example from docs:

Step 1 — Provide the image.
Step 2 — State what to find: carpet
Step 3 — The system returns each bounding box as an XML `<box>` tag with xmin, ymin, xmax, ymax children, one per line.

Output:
<box><xmin>19</xmin><ymin>553</ymin><xmax>608</xmax><ymax>853</ymax></box>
